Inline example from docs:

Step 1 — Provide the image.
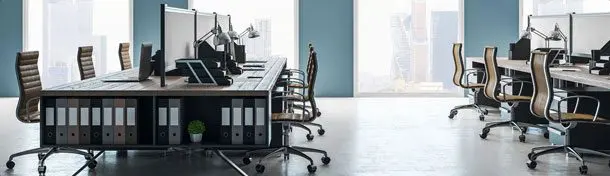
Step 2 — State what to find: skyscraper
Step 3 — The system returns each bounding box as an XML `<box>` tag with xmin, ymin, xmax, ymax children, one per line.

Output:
<box><xmin>390</xmin><ymin>13</ymin><xmax>412</xmax><ymax>87</ymax></box>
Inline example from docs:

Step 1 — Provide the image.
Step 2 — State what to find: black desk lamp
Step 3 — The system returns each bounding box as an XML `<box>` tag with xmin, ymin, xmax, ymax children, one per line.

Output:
<box><xmin>194</xmin><ymin>25</ymin><xmax>231</xmax><ymax>60</ymax></box>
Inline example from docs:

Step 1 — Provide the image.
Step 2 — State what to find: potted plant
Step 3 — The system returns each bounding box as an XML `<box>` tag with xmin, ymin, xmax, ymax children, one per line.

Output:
<box><xmin>187</xmin><ymin>120</ymin><xmax>205</xmax><ymax>143</ymax></box>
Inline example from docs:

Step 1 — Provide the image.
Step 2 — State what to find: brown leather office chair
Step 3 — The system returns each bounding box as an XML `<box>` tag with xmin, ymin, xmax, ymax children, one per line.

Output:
<box><xmin>77</xmin><ymin>46</ymin><xmax>96</xmax><ymax>80</ymax></box>
<box><xmin>6</xmin><ymin>51</ymin><xmax>95</xmax><ymax>175</ymax></box>
<box><xmin>478</xmin><ymin>46</ymin><xmax>548</xmax><ymax>142</ymax></box>
<box><xmin>243</xmin><ymin>52</ymin><xmax>330</xmax><ymax>174</ymax></box>
<box><xmin>118</xmin><ymin>42</ymin><xmax>132</xmax><ymax>70</ymax></box>
<box><xmin>525</xmin><ymin>51</ymin><xmax>610</xmax><ymax>175</ymax></box>
<box><xmin>448</xmin><ymin>43</ymin><xmax>489</xmax><ymax>120</ymax></box>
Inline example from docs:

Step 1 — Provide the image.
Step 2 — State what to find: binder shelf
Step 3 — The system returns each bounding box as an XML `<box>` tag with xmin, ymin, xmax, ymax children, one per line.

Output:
<box><xmin>39</xmin><ymin>56</ymin><xmax>284</xmax><ymax>150</ymax></box>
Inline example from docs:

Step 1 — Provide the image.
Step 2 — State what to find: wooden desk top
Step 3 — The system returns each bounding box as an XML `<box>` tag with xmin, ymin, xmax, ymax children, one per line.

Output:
<box><xmin>42</xmin><ymin>56</ymin><xmax>287</xmax><ymax>97</ymax></box>
<box><xmin>468</xmin><ymin>57</ymin><xmax>610</xmax><ymax>89</ymax></box>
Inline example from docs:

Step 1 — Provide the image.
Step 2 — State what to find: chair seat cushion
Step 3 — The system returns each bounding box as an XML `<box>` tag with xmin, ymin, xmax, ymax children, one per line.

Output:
<box><xmin>288</xmin><ymin>83</ymin><xmax>308</xmax><ymax>88</ymax></box>
<box><xmin>18</xmin><ymin>111</ymin><xmax>40</xmax><ymax>123</ymax></box>
<box><xmin>550</xmin><ymin>113</ymin><xmax>608</xmax><ymax>122</ymax></box>
<box><xmin>497</xmin><ymin>93</ymin><xmax>531</xmax><ymax>102</ymax></box>
<box><xmin>272</xmin><ymin>113</ymin><xmax>310</xmax><ymax>122</ymax></box>
<box><xmin>463</xmin><ymin>83</ymin><xmax>484</xmax><ymax>88</ymax></box>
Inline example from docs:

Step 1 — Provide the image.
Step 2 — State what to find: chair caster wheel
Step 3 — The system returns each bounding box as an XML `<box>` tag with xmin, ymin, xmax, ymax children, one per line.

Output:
<box><xmin>528</xmin><ymin>152</ymin><xmax>536</xmax><ymax>160</ymax></box>
<box><xmin>307</xmin><ymin>165</ymin><xmax>317</xmax><ymax>173</ymax></box>
<box><xmin>317</xmin><ymin>111</ymin><xmax>322</xmax><ymax>117</ymax></box>
<box><xmin>321</xmin><ymin>156</ymin><xmax>331</xmax><ymax>165</ymax></box>
<box><xmin>521</xmin><ymin>127</ymin><xmax>528</xmax><ymax>133</ymax></box>
<box><xmin>306</xmin><ymin>134</ymin><xmax>314</xmax><ymax>141</ymax></box>
<box><xmin>6</xmin><ymin>161</ymin><xmax>15</xmax><ymax>169</ymax></box>
<box><xmin>38</xmin><ymin>165</ymin><xmax>47</xmax><ymax>175</ymax></box>
<box><xmin>318</xmin><ymin>129</ymin><xmax>325</xmax><ymax>135</ymax></box>
<box><xmin>255</xmin><ymin>164</ymin><xmax>265</xmax><ymax>173</ymax></box>
<box><xmin>519</xmin><ymin>134</ymin><xmax>526</xmax><ymax>143</ymax></box>
<box><xmin>479</xmin><ymin>128</ymin><xmax>490</xmax><ymax>139</ymax></box>
<box><xmin>526</xmin><ymin>160</ymin><xmax>537</xmax><ymax>169</ymax></box>
<box><xmin>87</xmin><ymin>160</ymin><xmax>97</xmax><ymax>169</ymax></box>
<box><xmin>479</xmin><ymin>115</ymin><xmax>485</xmax><ymax>121</ymax></box>
<box><xmin>448</xmin><ymin>110</ymin><xmax>457</xmax><ymax>119</ymax></box>
<box><xmin>242</xmin><ymin>157</ymin><xmax>251</xmax><ymax>165</ymax></box>
<box><xmin>482</xmin><ymin>109</ymin><xmax>489</xmax><ymax>115</ymax></box>
<box><xmin>544</xmin><ymin>132</ymin><xmax>550</xmax><ymax>139</ymax></box>
<box><xmin>579</xmin><ymin>165</ymin><xmax>588</xmax><ymax>175</ymax></box>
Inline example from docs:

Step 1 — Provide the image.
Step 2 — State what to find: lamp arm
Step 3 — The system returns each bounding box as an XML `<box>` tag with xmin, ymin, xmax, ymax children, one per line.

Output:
<box><xmin>531</xmin><ymin>29</ymin><xmax>548</xmax><ymax>39</ymax></box>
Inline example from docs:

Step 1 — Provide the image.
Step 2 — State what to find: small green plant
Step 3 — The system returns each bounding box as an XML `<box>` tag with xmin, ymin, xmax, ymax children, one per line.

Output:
<box><xmin>187</xmin><ymin>120</ymin><xmax>205</xmax><ymax>134</ymax></box>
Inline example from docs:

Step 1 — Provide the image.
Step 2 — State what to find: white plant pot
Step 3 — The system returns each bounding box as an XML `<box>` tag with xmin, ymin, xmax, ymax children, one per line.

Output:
<box><xmin>190</xmin><ymin>133</ymin><xmax>202</xmax><ymax>143</ymax></box>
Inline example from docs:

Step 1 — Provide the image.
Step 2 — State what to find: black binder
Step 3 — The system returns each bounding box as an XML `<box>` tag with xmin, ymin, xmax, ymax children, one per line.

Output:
<box><xmin>157</xmin><ymin>98</ymin><xmax>169</xmax><ymax>145</ymax></box>
<box><xmin>168</xmin><ymin>99</ymin><xmax>182</xmax><ymax>145</ymax></box>
<box><xmin>254</xmin><ymin>99</ymin><xmax>267</xmax><ymax>145</ymax></box>
<box><xmin>91</xmin><ymin>99</ymin><xmax>103</xmax><ymax>145</ymax></box>
<box><xmin>126</xmin><ymin>99</ymin><xmax>138</xmax><ymax>145</ymax></box>
<box><xmin>79</xmin><ymin>99</ymin><xmax>91</xmax><ymax>145</ymax></box>
<box><xmin>220</xmin><ymin>99</ymin><xmax>232</xmax><ymax>144</ymax></box>
<box><xmin>243</xmin><ymin>99</ymin><xmax>255</xmax><ymax>145</ymax></box>
<box><xmin>44</xmin><ymin>98</ymin><xmax>56</xmax><ymax>145</ymax></box>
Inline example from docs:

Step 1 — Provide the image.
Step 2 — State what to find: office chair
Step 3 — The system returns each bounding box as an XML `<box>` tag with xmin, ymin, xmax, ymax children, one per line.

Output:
<box><xmin>449</xmin><ymin>43</ymin><xmax>489</xmax><ymax>121</ymax></box>
<box><xmin>526</xmin><ymin>51</ymin><xmax>610</xmax><ymax>175</ymax></box>
<box><xmin>243</xmin><ymin>51</ymin><xmax>331</xmax><ymax>174</ymax></box>
<box><xmin>478</xmin><ymin>46</ymin><xmax>548</xmax><ymax>142</ymax></box>
<box><xmin>275</xmin><ymin>46</ymin><xmax>325</xmax><ymax>141</ymax></box>
<box><xmin>119</xmin><ymin>42</ymin><xmax>132</xmax><ymax>70</ymax></box>
<box><xmin>77</xmin><ymin>46</ymin><xmax>96</xmax><ymax>80</ymax></box>
<box><xmin>279</xmin><ymin>43</ymin><xmax>322</xmax><ymax>118</ymax></box>
<box><xmin>6</xmin><ymin>51</ymin><xmax>96</xmax><ymax>175</ymax></box>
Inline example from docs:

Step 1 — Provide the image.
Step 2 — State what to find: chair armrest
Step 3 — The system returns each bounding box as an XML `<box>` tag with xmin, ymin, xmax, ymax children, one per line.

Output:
<box><xmin>282</xmin><ymin>69</ymin><xmax>306</xmax><ymax>78</ymax></box>
<box><xmin>557</xmin><ymin>95</ymin><xmax>601</xmax><ymax>122</ymax></box>
<box><xmin>501</xmin><ymin>81</ymin><xmax>533</xmax><ymax>96</ymax></box>
<box><xmin>277</xmin><ymin>79</ymin><xmax>305</xmax><ymax>87</ymax></box>
<box><xmin>25</xmin><ymin>97</ymin><xmax>41</xmax><ymax>122</ymax></box>
<box><xmin>465</xmin><ymin>69</ymin><xmax>486</xmax><ymax>87</ymax></box>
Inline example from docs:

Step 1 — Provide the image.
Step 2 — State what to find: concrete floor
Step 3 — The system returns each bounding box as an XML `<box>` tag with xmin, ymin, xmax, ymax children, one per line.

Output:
<box><xmin>1</xmin><ymin>97</ymin><xmax>609</xmax><ymax>176</ymax></box>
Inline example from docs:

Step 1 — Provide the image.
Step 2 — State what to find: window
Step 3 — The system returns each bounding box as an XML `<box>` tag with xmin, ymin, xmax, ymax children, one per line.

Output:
<box><xmin>24</xmin><ymin>0</ymin><xmax>131</xmax><ymax>88</ymax></box>
<box><xmin>521</xmin><ymin>0</ymin><xmax>610</xmax><ymax>30</ymax></box>
<box><xmin>356</xmin><ymin>0</ymin><xmax>461</xmax><ymax>96</ymax></box>
<box><xmin>192</xmin><ymin>0</ymin><xmax>298</xmax><ymax>68</ymax></box>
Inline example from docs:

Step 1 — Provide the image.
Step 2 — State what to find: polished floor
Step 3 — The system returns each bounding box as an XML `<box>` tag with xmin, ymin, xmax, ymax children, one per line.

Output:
<box><xmin>1</xmin><ymin>98</ymin><xmax>609</xmax><ymax>176</ymax></box>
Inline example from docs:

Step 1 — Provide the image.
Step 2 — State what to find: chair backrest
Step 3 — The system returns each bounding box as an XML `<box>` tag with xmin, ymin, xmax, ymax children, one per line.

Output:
<box><xmin>307</xmin><ymin>51</ymin><xmax>319</xmax><ymax>118</ymax></box>
<box><xmin>482</xmin><ymin>46</ymin><xmax>500</xmax><ymax>101</ymax></box>
<box><xmin>77</xmin><ymin>46</ymin><xmax>96</xmax><ymax>80</ymax></box>
<box><xmin>15</xmin><ymin>51</ymin><xmax>42</xmax><ymax>123</ymax></box>
<box><xmin>529</xmin><ymin>51</ymin><xmax>556</xmax><ymax>121</ymax></box>
<box><xmin>452</xmin><ymin>43</ymin><xmax>466</xmax><ymax>87</ymax></box>
<box><xmin>119</xmin><ymin>42</ymin><xmax>132</xmax><ymax>70</ymax></box>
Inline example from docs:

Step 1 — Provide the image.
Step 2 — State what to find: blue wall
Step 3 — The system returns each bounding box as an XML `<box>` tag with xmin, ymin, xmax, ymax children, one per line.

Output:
<box><xmin>299</xmin><ymin>0</ymin><xmax>354</xmax><ymax>97</ymax></box>
<box><xmin>133</xmin><ymin>0</ymin><xmax>188</xmax><ymax>66</ymax></box>
<box><xmin>0</xmin><ymin>0</ymin><xmax>23</xmax><ymax>97</ymax></box>
<box><xmin>464</xmin><ymin>0</ymin><xmax>519</xmax><ymax>57</ymax></box>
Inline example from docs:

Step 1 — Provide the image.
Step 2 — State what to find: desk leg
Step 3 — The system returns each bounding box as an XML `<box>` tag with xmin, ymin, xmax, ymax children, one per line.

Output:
<box><xmin>214</xmin><ymin>150</ymin><xmax>248</xmax><ymax>176</ymax></box>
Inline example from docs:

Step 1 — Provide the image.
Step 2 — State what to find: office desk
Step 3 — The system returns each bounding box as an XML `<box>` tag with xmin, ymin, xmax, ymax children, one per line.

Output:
<box><xmin>40</xmin><ymin>57</ymin><xmax>286</xmax><ymax>175</ymax></box>
<box><xmin>468</xmin><ymin>57</ymin><xmax>610</xmax><ymax>150</ymax></box>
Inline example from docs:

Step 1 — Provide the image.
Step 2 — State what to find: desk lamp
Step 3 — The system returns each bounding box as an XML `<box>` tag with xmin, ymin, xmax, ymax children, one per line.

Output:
<box><xmin>194</xmin><ymin>25</ymin><xmax>231</xmax><ymax>60</ymax></box>
<box><xmin>227</xmin><ymin>15</ymin><xmax>239</xmax><ymax>40</ymax></box>
<box><xmin>237</xmin><ymin>24</ymin><xmax>260</xmax><ymax>44</ymax></box>
<box><xmin>549</xmin><ymin>23</ymin><xmax>570</xmax><ymax>64</ymax></box>
<box><xmin>523</xmin><ymin>26</ymin><xmax>551</xmax><ymax>47</ymax></box>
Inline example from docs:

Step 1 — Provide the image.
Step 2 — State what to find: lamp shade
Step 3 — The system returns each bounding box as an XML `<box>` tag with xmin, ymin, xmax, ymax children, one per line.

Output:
<box><xmin>214</xmin><ymin>32</ymin><xmax>232</xmax><ymax>46</ymax></box>
<box><xmin>548</xmin><ymin>30</ymin><xmax>563</xmax><ymax>41</ymax></box>
<box><xmin>227</xmin><ymin>30</ymin><xmax>239</xmax><ymax>40</ymax></box>
<box><xmin>248</xmin><ymin>30</ymin><xmax>260</xmax><ymax>38</ymax></box>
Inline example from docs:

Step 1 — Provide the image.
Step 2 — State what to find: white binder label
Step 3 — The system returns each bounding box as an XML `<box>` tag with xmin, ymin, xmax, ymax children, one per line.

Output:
<box><xmin>127</xmin><ymin>108</ymin><xmax>136</xmax><ymax>126</ymax></box>
<box><xmin>57</xmin><ymin>108</ymin><xmax>66</xmax><ymax>125</ymax></box>
<box><xmin>115</xmin><ymin>107</ymin><xmax>124</xmax><ymax>125</ymax></box>
<box><xmin>92</xmin><ymin>108</ymin><xmax>101</xmax><ymax>126</ymax></box>
<box><xmin>233</xmin><ymin>107</ymin><xmax>242</xmax><ymax>125</ymax></box>
<box><xmin>158</xmin><ymin>107</ymin><xmax>167</xmax><ymax>126</ymax></box>
<box><xmin>221</xmin><ymin>107</ymin><xmax>230</xmax><ymax>126</ymax></box>
<box><xmin>103</xmin><ymin>108</ymin><xmax>113</xmax><ymax>126</ymax></box>
<box><xmin>69</xmin><ymin>107</ymin><xmax>78</xmax><ymax>126</ymax></box>
<box><xmin>170</xmin><ymin>107</ymin><xmax>179</xmax><ymax>126</ymax></box>
<box><xmin>244</xmin><ymin>108</ymin><xmax>254</xmax><ymax>125</ymax></box>
<box><xmin>45</xmin><ymin>108</ymin><xmax>54</xmax><ymax>126</ymax></box>
<box><xmin>80</xmin><ymin>108</ymin><xmax>89</xmax><ymax>125</ymax></box>
<box><xmin>255</xmin><ymin>107</ymin><xmax>265</xmax><ymax>126</ymax></box>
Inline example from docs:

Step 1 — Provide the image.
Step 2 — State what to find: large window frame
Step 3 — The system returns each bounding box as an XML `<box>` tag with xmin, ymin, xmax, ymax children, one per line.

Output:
<box><xmin>23</xmin><ymin>0</ymin><xmax>133</xmax><ymax>88</ymax></box>
<box><xmin>353</xmin><ymin>0</ymin><xmax>465</xmax><ymax>97</ymax></box>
